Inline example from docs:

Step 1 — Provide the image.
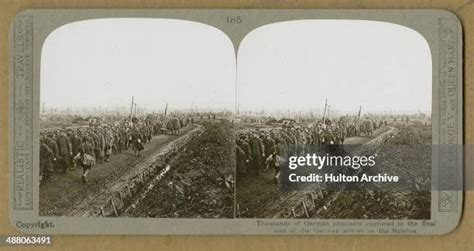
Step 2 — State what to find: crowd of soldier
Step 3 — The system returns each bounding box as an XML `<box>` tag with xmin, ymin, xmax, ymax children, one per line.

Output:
<box><xmin>39</xmin><ymin>119</ymin><xmax>160</xmax><ymax>183</ymax></box>
<box><xmin>236</xmin><ymin>119</ymin><xmax>349</xmax><ymax>183</ymax></box>
<box><xmin>39</xmin><ymin>113</ymin><xmax>208</xmax><ymax>184</ymax></box>
<box><xmin>236</xmin><ymin>116</ymin><xmax>393</xmax><ymax>183</ymax></box>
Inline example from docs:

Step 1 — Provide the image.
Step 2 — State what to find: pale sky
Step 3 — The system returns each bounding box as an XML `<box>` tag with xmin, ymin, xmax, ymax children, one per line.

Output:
<box><xmin>41</xmin><ymin>18</ymin><xmax>236</xmax><ymax>111</ymax></box>
<box><xmin>237</xmin><ymin>20</ymin><xmax>432</xmax><ymax>114</ymax></box>
<box><xmin>42</xmin><ymin>19</ymin><xmax>432</xmax><ymax>115</ymax></box>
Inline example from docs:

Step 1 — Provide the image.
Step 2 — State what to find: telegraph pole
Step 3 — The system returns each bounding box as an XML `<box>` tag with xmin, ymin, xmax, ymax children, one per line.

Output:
<box><xmin>129</xmin><ymin>96</ymin><xmax>134</xmax><ymax>120</ymax></box>
<box><xmin>357</xmin><ymin>105</ymin><xmax>362</xmax><ymax>121</ymax></box>
<box><xmin>322</xmin><ymin>99</ymin><xmax>328</xmax><ymax>121</ymax></box>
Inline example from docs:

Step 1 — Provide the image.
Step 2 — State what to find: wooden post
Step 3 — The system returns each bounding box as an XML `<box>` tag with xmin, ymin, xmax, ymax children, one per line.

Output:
<box><xmin>110</xmin><ymin>199</ymin><xmax>118</xmax><ymax>217</ymax></box>
<box><xmin>309</xmin><ymin>193</ymin><xmax>315</xmax><ymax>208</ymax></box>
<box><xmin>302</xmin><ymin>201</ymin><xmax>310</xmax><ymax>218</ymax></box>
<box><xmin>357</xmin><ymin>105</ymin><xmax>362</xmax><ymax>121</ymax></box>
<box><xmin>322</xmin><ymin>99</ymin><xmax>327</xmax><ymax>121</ymax></box>
<box><xmin>129</xmin><ymin>96</ymin><xmax>134</xmax><ymax>120</ymax></box>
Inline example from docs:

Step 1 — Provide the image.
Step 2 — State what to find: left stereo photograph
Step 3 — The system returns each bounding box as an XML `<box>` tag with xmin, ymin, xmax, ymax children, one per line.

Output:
<box><xmin>38</xmin><ymin>18</ymin><xmax>236</xmax><ymax>218</ymax></box>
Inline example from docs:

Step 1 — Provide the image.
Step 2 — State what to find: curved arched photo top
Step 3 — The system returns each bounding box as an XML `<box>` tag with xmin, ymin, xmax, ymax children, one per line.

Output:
<box><xmin>237</xmin><ymin>20</ymin><xmax>432</xmax><ymax>115</ymax></box>
<box><xmin>41</xmin><ymin>18</ymin><xmax>236</xmax><ymax>113</ymax></box>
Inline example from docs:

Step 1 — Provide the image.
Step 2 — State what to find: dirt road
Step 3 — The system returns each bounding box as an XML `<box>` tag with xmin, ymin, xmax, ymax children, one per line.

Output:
<box><xmin>39</xmin><ymin>124</ymin><xmax>198</xmax><ymax>216</ymax></box>
<box><xmin>236</xmin><ymin>126</ymin><xmax>396</xmax><ymax>218</ymax></box>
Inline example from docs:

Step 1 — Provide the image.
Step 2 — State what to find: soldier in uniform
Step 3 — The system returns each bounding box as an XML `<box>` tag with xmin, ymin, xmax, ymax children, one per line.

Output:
<box><xmin>265</xmin><ymin>149</ymin><xmax>286</xmax><ymax>184</ymax></box>
<box><xmin>77</xmin><ymin>137</ymin><xmax>96</xmax><ymax>183</ymax></box>
<box><xmin>56</xmin><ymin>131</ymin><xmax>72</xmax><ymax>174</ymax></box>
<box><xmin>71</xmin><ymin>132</ymin><xmax>83</xmax><ymax>170</ymax></box>
<box><xmin>262</xmin><ymin>134</ymin><xmax>275</xmax><ymax>169</ymax></box>
<box><xmin>237</xmin><ymin>135</ymin><xmax>251</xmax><ymax>175</ymax></box>
<box><xmin>236</xmin><ymin>144</ymin><xmax>247</xmax><ymax>178</ymax></box>
<box><xmin>248</xmin><ymin>133</ymin><xmax>265</xmax><ymax>175</ymax></box>
<box><xmin>46</xmin><ymin>134</ymin><xmax>60</xmax><ymax>172</ymax></box>
<box><xmin>131</xmin><ymin>128</ymin><xmax>145</xmax><ymax>156</ymax></box>
<box><xmin>103</xmin><ymin>127</ymin><xmax>114</xmax><ymax>162</ymax></box>
<box><xmin>40</xmin><ymin>139</ymin><xmax>54</xmax><ymax>183</ymax></box>
<box><xmin>89</xmin><ymin>129</ymin><xmax>102</xmax><ymax>163</ymax></box>
<box><xmin>97</xmin><ymin>127</ymin><xmax>106</xmax><ymax>163</ymax></box>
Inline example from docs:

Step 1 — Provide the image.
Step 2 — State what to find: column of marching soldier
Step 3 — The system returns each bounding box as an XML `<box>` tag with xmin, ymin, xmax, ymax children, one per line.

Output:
<box><xmin>38</xmin><ymin>114</ymin><xmax>203</xmax><ymax>184</ymax></box>
<box><xmin>39</xmin><ymin>119</ymin><xmax>156</xmax><ymax>184</ymax></box>
<box><xmin>236</xmin><ymin>117</ymin><xmax>387</xmax><ymax>184</ymax></box>
<box><xmin>39</xmin><ymin>113</ymin><xmax>387</xmax><ymax>185</ymax></box>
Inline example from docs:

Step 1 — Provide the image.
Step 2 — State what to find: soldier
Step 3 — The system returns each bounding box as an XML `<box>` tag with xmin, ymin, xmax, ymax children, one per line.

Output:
<box><xmin>46</xmin><ymin>134</ymin><xmax>60</xmax><ymax>172</ymax></box>
<box><xmin>131</xmin><ymin>128</ymin><xmax>145</xmax><ymax>156</ymax></box>
<box><xmin>66</xmin><ymin>130</ymin><xmax>75</xmax><ymax>168</ymax></box>
<box><xmin>71</xmin><ymin>132</ymin><xmax>83</xmax><ymax>170</ymax></box>
<box><xmin>237</xmin><ymin>135</ymin><xmax>251</xmax><ymax>175</ymax></box>
<box><xmin>295</xmin><ymin>128</ymin><xmax>306</xmax><ymax>156</ymax></box>
<box><xmin>40</xmin><ymin>139</ymin><xmax>54</xmax><ymax>183</ymax></box>
<box><xmin>89</xmin><ymin>129</ymin><xmax>102</xmax><ymax>163</ymax></box>
<box><xmin>97</xmin><ymin>128</ymin><xmax>106</xmax><ymax>163</ymax></box>
<box><xmin>236</xmin><ymin>144</ymin><xmax>247</xmax><ymax>178</ymax></box>
<box><xmin>56</xmin><ymin>131</ymin><xmax>72</xmax><ymax>174</ymax></box>
<box><xmin>77</xmin><ymin>137</ymin><xmax>96</xmax><ymax>184</ymax></box>
<box><xmin>248</xmin><ymin>133</ymin><xmax>265</xmax><ymax>175</ymax></box>
<box><xmin>265</xmin><ymin>150</ymin><xmax>286</xmax><ymax>184</ymax></box>
<box><xmin>263</xmin><ymin>134</ymin><xmax>275</xmax><ymax>160</ymax></box>
<box><xmin>282</xmin><ymin>129</ymin><xmax>296</xmax><ymax>157</ymax></box>
<box><xmin>378</xmin><ymin>120</ymin><xmax>384</xmax><ymax>128</ymax></box>
<box><xmin>146</xmin><ymin>124</ymin><xmax>152</xmax><ymax>142</ymax></box>
<box><xmin>333</xmin><ymin>125</ymin><xmax>344</xmax><ymax>145</ymax></box>
<box><xmin>103</xmin><ymin>127</ymin><xmax>114</xmax><ymax>162</ymax></box>
<box><xmin>119</xmin><ymin>126</ymin><xmax>128</xmax><ymax>150</ymax></box>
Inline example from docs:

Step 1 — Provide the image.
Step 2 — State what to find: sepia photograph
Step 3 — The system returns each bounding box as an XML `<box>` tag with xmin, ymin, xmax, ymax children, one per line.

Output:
<box><xmin>235</xmin><ymin>20</ymin><xmax>433</xmax><ymax>219</ymax></box>
<box><xmin>38</xmin><ymin>18</ymin><xmax>236</xmax><ymax>218</ymax></box>
<box><xmin>7</xmin><ymin>8</ymin><xmax>463</xmax><ymax>237</ymax></box>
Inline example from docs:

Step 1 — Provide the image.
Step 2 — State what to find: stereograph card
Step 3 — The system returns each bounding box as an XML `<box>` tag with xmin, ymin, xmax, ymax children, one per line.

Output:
<box><xmin>8</xmin><ymin>9</ymin><xmax>463</xmax><ymax>235</ymax></box>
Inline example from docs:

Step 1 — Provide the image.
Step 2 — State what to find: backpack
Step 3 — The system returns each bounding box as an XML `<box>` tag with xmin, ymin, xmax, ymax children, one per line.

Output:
<box><xmin>82</xmin><ymin>153</ymin><xmax>96</xmax><ymax>166</ymax></box>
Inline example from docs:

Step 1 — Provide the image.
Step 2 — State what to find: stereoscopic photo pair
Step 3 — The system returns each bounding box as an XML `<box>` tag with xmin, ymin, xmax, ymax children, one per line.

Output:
<box><xmin>10</xmin><ymin>9</ymin><xmax>462</xmax><ymax>235</ymax></box>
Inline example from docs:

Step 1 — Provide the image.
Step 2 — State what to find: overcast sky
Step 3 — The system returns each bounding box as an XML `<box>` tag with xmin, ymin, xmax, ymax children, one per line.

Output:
<box><xmin>41</xmin><ymin>18</ymin><xmax>236</xmax><ymax>112</ymax></box>
<box><xmin>42</xmin><ymin>19</ymin><xmax>432</xmax><ymax>115</ymax></box>
<box><xmin>237</xmin><ymin>20</ymin><xmax>432</xmax><ymax>114</ymax></box>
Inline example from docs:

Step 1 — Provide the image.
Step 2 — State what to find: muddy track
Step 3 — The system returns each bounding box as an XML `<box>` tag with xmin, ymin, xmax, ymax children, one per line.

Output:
<box><xmin>236</xmin><ymin>126</ymin><xmax>397</xmax><ymax>218</ymax></box>
<box><xmin>39</xmin><ymin>124</ymin><xmax>203</xmax><ymax>216</ymax></box>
